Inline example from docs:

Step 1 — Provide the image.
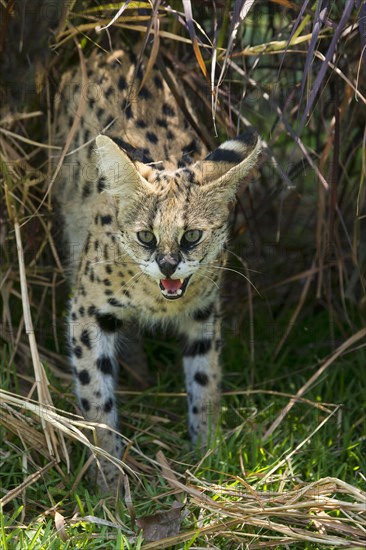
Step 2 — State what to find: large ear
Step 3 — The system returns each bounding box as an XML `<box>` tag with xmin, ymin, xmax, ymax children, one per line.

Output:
<box><xmin>198</xmin><ymin>131</ymin><xmax>261</xmax><ymax>198</ymax></box>
<box><xmin>95</xmin><ymin>135</ymin><xmax>154</xmax><ymax>198</ymax></box>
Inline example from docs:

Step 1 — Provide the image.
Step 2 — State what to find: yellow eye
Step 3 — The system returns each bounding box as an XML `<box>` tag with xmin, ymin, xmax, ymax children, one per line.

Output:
<box><xmin>181</xmin><ymin>230</ymin><xmax>202</xmax><ymax>247</ymax></box>
<box><xmin>137</xmin><ymin>231</ymin><xmax>156</xmax><ymax>246</ymax></box>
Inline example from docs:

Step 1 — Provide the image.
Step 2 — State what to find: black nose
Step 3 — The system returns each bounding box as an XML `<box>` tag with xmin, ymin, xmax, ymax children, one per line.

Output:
<box><xmin>156</xmin><ymin>252</ymin><xmax>181</xmax><ymax>278</ymax></box>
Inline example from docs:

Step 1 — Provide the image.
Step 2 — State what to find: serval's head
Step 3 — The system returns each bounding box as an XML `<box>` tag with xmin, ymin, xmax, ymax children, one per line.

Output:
<box><xmin>96</xmin><ymin>132</ymin><xmax>261</xmax><ymax>300</ymax></box>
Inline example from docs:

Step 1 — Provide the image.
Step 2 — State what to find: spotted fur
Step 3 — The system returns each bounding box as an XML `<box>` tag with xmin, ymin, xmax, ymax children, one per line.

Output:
<box><xmin>53</xmin><ymin>45</ymin><xmax>261</xmax><ymax>491</ymax></box>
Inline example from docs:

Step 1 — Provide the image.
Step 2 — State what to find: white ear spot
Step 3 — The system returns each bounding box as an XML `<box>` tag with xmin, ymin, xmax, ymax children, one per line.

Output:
<box><xmin>201</xmin><ymin>131</ymin><xmax>261</xmax><ymax>190</ymax></box>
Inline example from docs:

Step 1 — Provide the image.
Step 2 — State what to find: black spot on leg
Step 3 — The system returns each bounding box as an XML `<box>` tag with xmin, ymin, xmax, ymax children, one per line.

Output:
<box><xmin>82</xmin><ymin>182</ymin><xmax>92</xmax><ymax>198</ymax></box>
<box><xmin>97</xmin><ymin>356</ymin><xmax>114</xmax><ymax>375</ymax></box>
<box><xmin>189</xmin><ymin>423</ymin><xmax>198</xmax><ymax>436</ymax></box>
<box><xmin>88</xmin><ymin>305</ymin><xmax>96</xmax><ymax>316</ymax></box>
<box><xmin>104</xmin><ymin>398</ymin><xmax>114</xmax><ymax>413</ymax></box>
<box><xmin>78</xmin><ymin>369</ymin><xmax>90</xmax><ymax>385</ymax></box>
<box><xmin>96</xmin><ymin>313</ymin><xmax>122</xmax><ymax>332</ymax></box>
<box><xmin>81</xmin><ymin>398</ymin><xmax>90</xmax><ymax>412</ymax></box>
<box><xmin>97</xmin><ymin>176</ymin><xmax>106</xmax><ymax>193</ymax></box>
<box><xmin>192</xmin><ymin>303</ymin><xmax>214</xmax><ymax>322</ymax></box>
<box><xmin>74</xmin><ymin>346</ymin><xmax>83</xmax><ymax>358</ymax></box>
<box><xmin>192</xmin><ymin>406</ymin><xmax>199</xmax><ymax>414</ymax></box>
<box><xmin>80</xmin><ymin>328</ymin><xmax>91</xmax><ymax>349</ymax></box>
<box><xmin>184</xmin><ymin>339</ymin><xmax>212</xmax><ymax>357</ymax></box>
<box><xmin>194</xmin><ymin>371</ymin><xmax>209</xmax><ymax>386</ymax></box>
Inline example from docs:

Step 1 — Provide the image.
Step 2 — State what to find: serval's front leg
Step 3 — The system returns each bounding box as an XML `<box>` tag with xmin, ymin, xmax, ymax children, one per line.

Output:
<box><xmin>69</xmin><ymin>304</ymin><xmax>124</xmax><ymax>491</ymax></box>
<box><xmin>181</xmin><ymin>300</ymin><xmax>222</xmax><ymax>446</ymax></box>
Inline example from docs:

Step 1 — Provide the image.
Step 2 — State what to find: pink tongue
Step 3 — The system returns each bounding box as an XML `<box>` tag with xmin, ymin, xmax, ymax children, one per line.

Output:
<box><xmin>160</xmin><ymin>279</ymin><xmax>182</xmax><ymax>291</ymax></box>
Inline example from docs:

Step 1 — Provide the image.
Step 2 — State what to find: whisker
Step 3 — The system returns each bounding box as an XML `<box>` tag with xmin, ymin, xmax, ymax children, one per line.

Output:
<box><xmin>207</xmin><ymin>264</ymin><xmax>261</xmax><ymax>295</ymax></box>
<box><xmin>222</xmin><ymin>247</ymin><xmax>262</xmax><ymax>274</ymax></box>
<box><xmin>116</xmin><ymin>271</ymin><xmax>143</xmax><ymax>294</ymax></box>
<box><xmin>200</xmin><ymin>272</ymin><xmax>220</xmax><ymax>291</ymax></box>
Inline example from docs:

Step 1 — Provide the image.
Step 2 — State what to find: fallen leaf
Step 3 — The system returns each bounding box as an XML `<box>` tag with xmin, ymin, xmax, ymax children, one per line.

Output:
<box><xmin>136</xmin><ymin>502</ymin><xmax>188</xmax><ymax>542</ymax></box>
<box><xmin>55</xmin><ymin>511</ymin><xmax>68</xmax><ymax>542</ymax></box>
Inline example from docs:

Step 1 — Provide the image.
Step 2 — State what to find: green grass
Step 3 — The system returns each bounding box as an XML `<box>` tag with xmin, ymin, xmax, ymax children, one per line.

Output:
<box><xmin>1</xmin><ymin>304</ymin><xmax>365</xmax><ymax>548</ymax></box>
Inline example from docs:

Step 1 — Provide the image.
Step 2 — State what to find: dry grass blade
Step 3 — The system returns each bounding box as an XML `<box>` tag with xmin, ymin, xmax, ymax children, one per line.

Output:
<box><xmin>265</xmin><ymin>327</ymin><xmax>366</xmax><ymax>440</ymax></box>
<box><xmin>298</xmin><ymin>0</ymin><xmax>356</xmax><ymax>134</ymax></box>
<box><xmin>359</xmin><ymin>1</ymin><xmax>366</xmax><ymax>75</ymax></box>
<box><xmin>213</xmin><ymin>0</ymin><xmax>255</xmax><ymax>119</ymax></box>
<box><xmin>0</xmin><ymin>389</ymin><xmax>137</xmax><ymax>479</ymax></box>
<box><xmin>55</xmin><ymin>22</ymin><xmax>194</xmax><ymax>48</ymax></box>
<box><xmin>295</xmin><ymin>0</ymin><xmax>329</xmax><ymax>113</ymax></box>
<box><xmin>156</xmin><ymin>450</ymin><xmax>184</xmax><ymax>499</ymax></box>
<box><xmin>182</xmin><ymin>0</ymin><xmax>207</xmax><ymax>78</ymax></box>
<box><xmin>142</xmin><ymin>454</ymin><xmax>366</xmax><ymax>548</ymax></box>
<box><xmin>277</xmin><ymin>0</ymin><xmax>310</xmax><ymax>74</ymax></box>
<box><xmin>0</xmin><ymin>460</ymin><xmax>57</xmax><ymax>507</ymax></box>
<box><xmin>13</xmin><ymin>220</ymin><xmax>67</xmax><ymax>465</ymax></box>
<box><xmin>96</xmin><ymin>0</ymin><xmax>136</xmax><ymax>32</ymax></box>
<box><xmin>133</xmin><ymin>2</ymin><xmax>161</xmax><ymax>96</ymax></box>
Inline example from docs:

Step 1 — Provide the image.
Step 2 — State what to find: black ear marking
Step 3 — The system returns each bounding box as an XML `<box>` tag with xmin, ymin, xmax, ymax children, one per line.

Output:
<box><xmin>205</xmin><ymin>131</ymin><xmax>259</xmax><ymax>164</ymax></box>
<box><xmin>205</xmin><ymin>148</ymin><xmax>243</xmax><ymax>163</ymax></box>
<box><xmin>110</xmin><ymin>136</ymin><xmax>154</xmax><ymax>164</ymax></box>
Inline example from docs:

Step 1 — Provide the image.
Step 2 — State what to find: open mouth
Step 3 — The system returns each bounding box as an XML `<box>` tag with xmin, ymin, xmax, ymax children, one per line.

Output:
<box><xmin>159</xmin><ymin>276</ymin><xmax>191</xmax><ymax>300</ymax></box>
